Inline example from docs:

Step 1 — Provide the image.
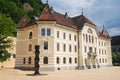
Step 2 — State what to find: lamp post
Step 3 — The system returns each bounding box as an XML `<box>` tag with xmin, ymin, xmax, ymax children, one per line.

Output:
<box><xmin>34</xmin><ymin>45</ymin><xmax>40</xmax><ymax>75</ymax></box>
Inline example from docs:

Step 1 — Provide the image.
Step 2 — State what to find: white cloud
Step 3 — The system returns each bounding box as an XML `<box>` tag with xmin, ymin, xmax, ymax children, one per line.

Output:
<box><xmin>42</xmin><ymin>0</ymin><xmax>120</xmax><ymax>36</ymax></box>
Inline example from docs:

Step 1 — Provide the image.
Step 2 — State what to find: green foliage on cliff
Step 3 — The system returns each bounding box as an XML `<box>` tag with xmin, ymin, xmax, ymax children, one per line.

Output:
<box><xmin>0</xmin><ymin>0</ymin><xmax>44</xmax><ymax>63</ymax></box>
<box><xmin>0</xmin><ymin>0</ymin><xmax>44</xmax><ymax>24</ymax></box>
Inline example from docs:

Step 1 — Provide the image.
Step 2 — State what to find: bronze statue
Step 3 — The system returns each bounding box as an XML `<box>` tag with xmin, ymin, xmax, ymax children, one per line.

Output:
<box><xmin>34</xmin><ymin>45</ymin><xmax>40</xmax><ymax>74</ymax></box>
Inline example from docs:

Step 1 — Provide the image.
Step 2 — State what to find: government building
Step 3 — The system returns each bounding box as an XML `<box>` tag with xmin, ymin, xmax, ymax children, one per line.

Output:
<box><xmin>15</xmin><ymin>3</ymin><xmax>112</xmax><ymax>71</ymax></box>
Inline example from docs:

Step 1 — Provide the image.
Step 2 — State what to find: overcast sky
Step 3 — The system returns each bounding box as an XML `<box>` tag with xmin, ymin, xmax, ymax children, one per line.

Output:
<box><xmin>42</xmin><ymin>0</ymin><xmax>120</xmax><ymax>36</ymax></box>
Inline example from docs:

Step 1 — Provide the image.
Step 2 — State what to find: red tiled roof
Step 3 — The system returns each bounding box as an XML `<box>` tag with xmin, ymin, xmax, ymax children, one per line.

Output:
<box><xmin>38</xmin><ymin>4</ymin><xmax>77</xmax><ymax>29</ymax></box>
<box><xmin>17</xmin><ymin>4</ymin><xmax>110</xmax><ymax>38</ymax></box>
<box><xmin>72</xmin><ymin>15</ymin><xmax>96</xmax><ymax>30</ymax></box>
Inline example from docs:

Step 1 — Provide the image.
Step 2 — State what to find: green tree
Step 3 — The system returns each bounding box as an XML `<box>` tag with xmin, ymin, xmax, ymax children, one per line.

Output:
<box><xmin>112</xmin><ymin>52</ymin><xmax>120</xmax><ymax>66</ymax></box>
<box><xmin>0</xmin><ymin>13</ymin><xmax>15</xmax><ymax>63</ymax></box>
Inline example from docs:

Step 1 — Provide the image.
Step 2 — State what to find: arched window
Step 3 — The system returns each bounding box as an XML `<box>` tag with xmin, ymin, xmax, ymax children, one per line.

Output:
<box><xmin>28</xmin><ymin>57</ymin><xmax>31</xmax><ymax>64</ymax></box>
<box><xmin>28</xmin><ymin>44</ymin><xmax>32</xmax><ymax>51</ymax></box>
<box><xmin>56</xmin><ymin>57</ymin><xmax>59</xmax><ymax>64</ymax></box>
<box><xmin>23</xmin><ymin>58</ymin><xmax>26</xmax><ymax>64</ymax></box>
<box><xmin>29</xmin><ymin>32</ymin><xmax>32</xmax><ymax>39</ymax></box>
<box><xmin>69</xmin><ymin>57</ymin><xmax>72</xmax><ymax>64</ymax></box>
<box><xmin>63</xmin><ymin>57</ymin><xmax>66</xmax><ymax>64</ymax></box>
<box><xmin>43</xmin><ymin>57</ymin><xmax>48</xmax><ymax>64</ymax></box>
<box><xmin>87</xmin><ymin>28</ymin><xmax>92</xmax><ymax>34</ymax></box>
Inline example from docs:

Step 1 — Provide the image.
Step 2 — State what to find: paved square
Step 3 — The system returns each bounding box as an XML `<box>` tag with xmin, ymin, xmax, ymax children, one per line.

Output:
<box><xmin>0</xmin><ymin>67</ymin><xmax>120</xmax><ymax>80</ymax></box>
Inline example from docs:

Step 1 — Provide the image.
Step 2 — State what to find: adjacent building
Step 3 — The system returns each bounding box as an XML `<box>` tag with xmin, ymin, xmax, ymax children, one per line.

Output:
<box><xmin>15</xmin><ymin>3</ymin><xmax>112</xmax><ymax>71</ymax></box>
<box><xmin>111</xmin><ymin>36</ymin><xmax>120</xmax><ymax>53</ymax></box>
<box><xmin>0</xmin><ymin>37</ymin><xmax>16</xmax><ymax>68</ymax></box>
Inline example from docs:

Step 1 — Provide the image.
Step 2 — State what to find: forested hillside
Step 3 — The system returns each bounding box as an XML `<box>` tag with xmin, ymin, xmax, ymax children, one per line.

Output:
<box><xmin>0</xmin><ymin>0</ymin><xmax>44</xmax><ymax>35</ymax></box>
<box><xmin>0</xmin><ymin>0</ymin><xmax>44</xmax><ymax>62</ymax></box>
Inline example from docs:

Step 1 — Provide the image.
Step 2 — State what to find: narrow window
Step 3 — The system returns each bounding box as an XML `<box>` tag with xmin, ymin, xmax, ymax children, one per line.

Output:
<box><xmin>95</xmin><ymin>48</ymin><xmax>96</xmax><ymax>53</ymax></box>
<box><xmin>63</xmin><ymin>32</ymin><xmax>66</xmax><ymax>39</ymax></box>
<box><xmin>92</xmin><ymin>36</ymin><xmax>94</xmax><ymax>43</ymax></box>
<box><xmin>99</xmin><ymin>58</ymin><xmax>101</xmax><ymax>63</ymax></box>
<box><xmin>41</xmin><ymin>28</ymin><xmax>45</xmax><ymax>36</ymax></box>
<box><xmin>89</xmin><ymin>35</ymin><xmax>91</xmax><ymax>43</ymax></box>
<box><xmin>86</xmin><ymin>34</ymin><xmax>88</xmax><ymax>42</ymax></box>
<box><xmin>69</xmin><ymin>34</ymin><xmax>71</xmax><ymax>40</ymax></box>
<box><xmin>28</xmin><ymin>44</ymin><xmax>32</xmax><ymax>51</ymax></box>
<box><xmin>99</xmin><ymin>49</ymin><xmax>101</xmax><ymax>55</ymax></box>
<box><xmin>102</xmin><ymin>58</ymin><xmax>104</xmax><ymax>63</ymax></box>
<box><xmin>57</xmin><ymin>31</ymin><xmax>59</xmax><ymax>38</ymax></box>
<box><xmin>57</xmin><ymin>43</ymin><xmax>60</xmax><ymax>51</ymax></box>
<box><xmin>75</xmin><ymin>58</ymin><xmax>77</xmax><ymax>63</ymax></box>
<box><xmin>23</xmin><ymin>58</ymin><xmax>26</xmax><ymax>64</ymax></box>
<box><xmin>44</xmin><ymin>57</ymin><xmax>48</xmax><ymax>64</ymax></box>
<box><xmin>105</xmin><ymin>59</ymin><xmax>107</xmax><ymax>63</ymax></box>
<box><xmin>84</xmin><ymin>46</ymin><xmax>87</xmax><ymax>53</ymax></box>
<box><xmin>47</xmin><ymin>28</ymin><xmax>51</xmax><ymax>36</ymax></box>
<box><xmin>56</xmin><ymin>57</ymin><xmax>59</xmax><ymax>64</ymax></box>
<box><xmin>69</xmin><ymin>45</ymin><xmax>72</xmax><ymax>52</ymax></box>
<box><xmin>63</xmin><ymin>44</ymin><xmax>66</xmax><ymax>52</ymax></box>
<box><xmin>75</xmin><ymin>45</ymin><xmax>77</xmax><ymax>52</ymax></box>
<box><xmin>44</xmin><ymin>41</ymin><xmax>48</xmax><ymax>50</ymax></box>
<box><xmin>63</xmin><ymin>57</ymin><xmax>66</xmax><ymax>64</ymax></box>
<box><xmin>29</xmin><ymin>32</ymin><xmax>32</xmax><ymax>39</ymax></box>
<box><xmin>69</xmin><ymin>57</ymin><xmax>72</xmax><ymax>64</ymax></box>
<box><xmin>74</xmin><ymin>35</ymin><xmax>76</xmax><ymax>41</ymax></box>
<box><xmin>28</xmin><ymin>57</ymin><xmax>31</xmax><ymax>64</ymax></box>
<box><xmin>83</xmin><ymin>34</ymin><xmax>85</xmax><ymax>41</ymax></box>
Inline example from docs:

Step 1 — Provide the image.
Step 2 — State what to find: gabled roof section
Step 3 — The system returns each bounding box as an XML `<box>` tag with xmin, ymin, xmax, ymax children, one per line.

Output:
<box><xmin>100</xmin><ymin>26</ymin><xmax>110</xmax><ymax>38</ymax></box>
<box><xmin>38</xmin><ymin>4</ymin><xmax>55</xmax><ymax>21</ymax></box>
<box><xmin>38</xmin><ymin>4</ymin><xmax>77</xmax><ymax>29</ymax></box>
<box><xmin>72</xmin><ymin>15</ymin><xmax>96</xmax><ymax>30</ymax></box>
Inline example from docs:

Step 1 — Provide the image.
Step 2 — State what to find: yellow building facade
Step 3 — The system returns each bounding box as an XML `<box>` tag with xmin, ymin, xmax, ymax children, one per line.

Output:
<box><xmin>15</xmin><ymin>4</ymin><xmax>112</xmax><ymax>71</ymax></box>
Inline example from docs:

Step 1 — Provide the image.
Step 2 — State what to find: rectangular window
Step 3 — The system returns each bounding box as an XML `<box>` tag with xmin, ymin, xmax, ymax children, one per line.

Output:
<box><xmin>95</xmin><ymin>48</ymin><xmax>96</xmax><ymax>53</ymax></box>
<box><xmin>57</xmin><ymin>31</ymin><xmax>59</xmax><ymax>38</ymax></box>
<box><xmin>89</xmin><ymin>47</ymin><xmax>92</xmax><ymax>53</ymax></box>
<box><xmin>63</xmin><ymin>32</ymin><xmax>66</xmax><ymax>39</ymax></box>
<box><xmin>75</xmin><ymin>45</ymin><xmax>77</xmax><ymax>52</ymax></box>
<box><xmin>74</xmin><ymin>35</ymin><xmax>76</xmax><ymax>41</ymax></box>
<box><xmin>84</xmin><ymin>46</ymin><xmax>86</xmax><ymax>53</ymax></box>
<box><xmin>69</xmin><ymin>34</ymin><xmax>71</xmax><ymax>40</ymax></box>
<box><xmin>57</xmin><ymin>43</ymin><xmax>59</xmax><ymax>51</ymax></box>
<box><xmin>99</xmin><ymin>49</ymin><xmax>101</xmax><ymax>55</ymax></box>
<box><xmin>47</xmin><ymin>28</ymin><xmax>51</xmax><ymax>36</ymax></box>
<box><xmin>41</xmin><ymin>28</ymin><xmax>45</xmax><ymax>36</ymax></box>
<box><xmin>69</xmin><ymin>45</ymin><xmax>72</xmax><ymax>52</ymax></box>
<box><xmin>63</xmin><ymin>44</ymin><xmax>66</xmax><ymax>52</ymax></box>
<box><xmin>44</xmin><ymin>41</ymin><xmax>48</xmax><ymax>50</ymax></box>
